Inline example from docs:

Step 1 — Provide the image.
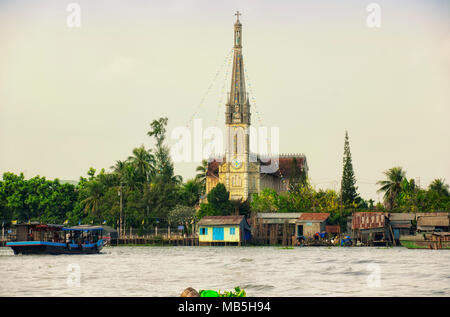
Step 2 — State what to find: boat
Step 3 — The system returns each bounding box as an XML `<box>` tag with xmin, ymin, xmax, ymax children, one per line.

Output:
<box><xmin>400</xmin><ymin>232</ymin><xmax>450</xmax><ymax>250</ymax></box>
<box><xmin>6</xmin><ymin>223</ymin><xmax>104</xmax><ymax>255</ymax></box>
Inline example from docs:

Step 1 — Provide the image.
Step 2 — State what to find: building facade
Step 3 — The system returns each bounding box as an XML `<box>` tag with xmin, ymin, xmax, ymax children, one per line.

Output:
<box><xmin>205</xmin><ymin>13</ymin><xmax>308</xmax><ymax>202</ymax></box>
<box><xmin>197</xmin><ymin>215</ymin><xmax>251</xmax><ymax>246</ymax></box>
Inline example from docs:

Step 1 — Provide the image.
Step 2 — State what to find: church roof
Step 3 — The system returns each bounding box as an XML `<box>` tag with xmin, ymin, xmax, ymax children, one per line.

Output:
<box><xmin>206</xmin><ymin>155</ymin><xmax>307</xmax><ymax>178</ymax></box>
<box><xmin>206</xmin><ymin>158</ymin><xmax>224</xmax><ymax>177</ymax></box>
<box><xmin>260</xmin><ymin>155</ymin><xmax>307</xmax><ymax>178</ymax></box>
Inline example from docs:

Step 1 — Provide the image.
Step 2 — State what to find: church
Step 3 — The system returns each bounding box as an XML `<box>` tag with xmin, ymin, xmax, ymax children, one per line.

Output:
<box><xmin>205</xmin><ymin>13</ymin><xmax>308</xmax><ymax>202</ymax></box>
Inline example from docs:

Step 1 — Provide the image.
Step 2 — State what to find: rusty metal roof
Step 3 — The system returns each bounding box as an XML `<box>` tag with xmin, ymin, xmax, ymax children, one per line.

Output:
<box><xmin>198</xmin><ymin>215</ymin><xmax>245</xmax><ymax>226</ymax></box>
<box><xmin>325</xmin><ymin>225</ymin><xmax>341</xmax><ymax>233</ymax></box>
<box><xmin>352</xmin><ymin>212</ymin><xmax>387</xmax><ymax>230</ymax></box>
<box><xmin>298</xmin><ymin>213</ymin><xmax>330</xmax><ymax>222</ymax></box>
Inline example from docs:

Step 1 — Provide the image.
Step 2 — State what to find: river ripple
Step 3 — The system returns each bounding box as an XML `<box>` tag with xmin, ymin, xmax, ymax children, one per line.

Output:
<box><xmin>0</xmin><ymin>246</ymin><xmax>449</xmax><ymax>297</ymax></box>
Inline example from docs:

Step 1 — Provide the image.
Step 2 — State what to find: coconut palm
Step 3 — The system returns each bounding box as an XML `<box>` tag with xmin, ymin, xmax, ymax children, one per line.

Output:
<box><xmin>195</xmin><ymin>159</ymin><xmax>208</xmax><ymax>194</ymax></box>
<box><xmin>127</xmin><ymin>145</ymin><xmax>155</xmax><ymax>183</ymax></box>
<box><xmin>111</xmin><ymin>160</ymin><xmax>126</xmax><ymax>177</ymax></box>
<box><xmin>81</xmin><ymin>180</ymin><xmax>104</xmax><ymax>220</ymax></box>
<box><xmin>377</xmin><ymin>167</ymin><xmax>406</xmax><ymax>209</ymax></box>
<box><xmin>429</xmin><ymin>179</ymin><xmax>450</xmax><ymax>197</ymax></box>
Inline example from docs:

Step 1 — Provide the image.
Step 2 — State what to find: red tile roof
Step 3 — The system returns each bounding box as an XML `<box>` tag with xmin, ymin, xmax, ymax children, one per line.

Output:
<box><xmin>206</xmin><ymin>158</ymin><xmax>225</xmax><ymax>177</ymax></box>
<box><xmin>274</xmin><ymin>156</ymin><xmax>306</xmax><ymax>178</ymax></box>
<box><xmin>206</xmin><ymin>155</ymin><xmax>307</xmax><ymax>178</ymax></box>
<box><xmin>298</xmin><ymin>213</ymin><xmax>330</xmax><ymax>222</ymax></box>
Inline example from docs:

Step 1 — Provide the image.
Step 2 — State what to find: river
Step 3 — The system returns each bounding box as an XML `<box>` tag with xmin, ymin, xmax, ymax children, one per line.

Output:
<box><xmin>0</xmin><ymin>246</ymin><xmax>449</xmax><ymax>296</ymax></box>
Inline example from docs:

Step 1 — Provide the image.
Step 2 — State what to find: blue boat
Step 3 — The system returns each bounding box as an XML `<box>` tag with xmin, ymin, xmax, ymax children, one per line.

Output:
<box><xmin>6</xmin><ymin>223</ymin><xmax>104</xmax><ymax>255</ymax></box>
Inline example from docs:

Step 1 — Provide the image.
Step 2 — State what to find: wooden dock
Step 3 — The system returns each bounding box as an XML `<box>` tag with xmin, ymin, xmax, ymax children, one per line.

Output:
<box><xmin>113</xmin><ymin>235</ymin><xmax>199</xmax><ymax>246</ymax></box>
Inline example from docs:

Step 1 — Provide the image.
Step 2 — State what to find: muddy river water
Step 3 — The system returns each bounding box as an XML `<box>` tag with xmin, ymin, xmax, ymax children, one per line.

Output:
<box><xmin>1</xmin><ymin>246</ymin><xmax>449</xmax><ymax>296</ymax></box>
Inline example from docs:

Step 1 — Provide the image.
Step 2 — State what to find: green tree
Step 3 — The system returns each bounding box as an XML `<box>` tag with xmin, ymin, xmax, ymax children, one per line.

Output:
<box><xmin>127</xmin><ymin>145</ymin><xmax>155</xmax><ymax>184</ymax></box>
<box><xmin>429</xmin><ymin>179</ymin><xmax>450</xmax><ymax>197</ymax></box>
<box><xmin>341</xmin><ymin>131</ymin><xmax>359</xmax><ymax>206</ymax></box>
<box><xmin>168</xmin><ymin>204</ymin><xmax>196</xmax><ymax>234</ymax></box>
<box><xmin>195</xmin><ymin>159</ymin><xmax>208</xmax><ymax>195</ymax></box>
<box><xmin>197</xmin><ymin>183</ymin><xmax>232</xmax><ymax>219</ymax></box>
<box><xmin>147</xmin><ymin>117</ymin><xmax>180</xmax><ymax>183</ymax></box>
<box><xmin>288</xmin><ymin>157</ymin><xmax>307</xmax><ymax>194</ymax></box>
<box><xmin>180</xmin><ymin>179</ymin><xmax>201</xmax><ymax>207</ymax></box>
<box><xmin>377</xmin><ymin>166</ymin><xmax>406</xmax><ymax>210</ymax></box>
<box><xmin>80</xmin><ymin>180</ymin><xmax>104</xmax><ymax>221</ymax></box>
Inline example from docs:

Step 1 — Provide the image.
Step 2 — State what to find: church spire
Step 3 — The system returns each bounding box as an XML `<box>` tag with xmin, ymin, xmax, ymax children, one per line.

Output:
<box><xmin>226</xmin><ymin>11</ymin><xmax>250</xmax><ymax>125</ymax></box>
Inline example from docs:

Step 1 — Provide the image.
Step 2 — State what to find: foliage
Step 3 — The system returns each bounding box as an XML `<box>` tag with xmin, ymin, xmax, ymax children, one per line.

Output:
<box><xmin>168</xmin><ymin>205</ymin><xmax>196</xmax><ymax>226</ymax></box>
<box><xmin>288</xmin><ymin>157</ymin><xmax>306</xmax><ymax>193</ymax></box>
<box><xmin>197</xmin><ymin>183</ymin><xmax>234</xmax><ymax>219</ymax></box>
<box><xmin>199</xmin><ymin>287</ymin><xmax>246</xmax><ymax>297</ymax></box>
<box><xmin>341</xmin><ymin>131</ymin><xmax>359</xmax><ymax>206</ymax></box>
<box><xmin>0</xmin><ymin>173</ymin><xmax>77</xmax><ymax>224</ymax></box>
<box><xmin>195</xmin><ymin>159</ymin><xmax>208</xmax><ymax>195</ymax></box>
<box><xmin>1</xmin><ymin>115</ymin><xmax>449</xmax><ymax>232</ymax></box>
<box><xmin>377</xmin><ymin>166</ymin><xmax>406</xmax><ymax>209</ymax></box>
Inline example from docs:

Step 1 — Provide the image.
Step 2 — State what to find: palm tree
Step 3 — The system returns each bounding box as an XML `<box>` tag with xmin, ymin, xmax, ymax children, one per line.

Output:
<box><xmin>195</xmin><ymin>159</ymin><xmax>208</xmax><ymax>194</ymax></box>
<box><xmin>111</xmin><ymin>160</ymin><xmax>126</xmax><ymax>177</ymax></box>
<box><xmin>81</xmin><ymin>180</ymin><xmax>104</xmax><ymax>220</ymax></box>
<box><xmin>429</xmin><ymin>179</ymin><xmax>450</xmax><ymax>197</ymax></box>
<box><xmin>127</xmin><ymin>145</ymin><xmax>155</xmax><ymax>183</ymax></box>
<box><xmin>377</xmin><ymin>167</ymin><xmax>406</xmax><ymax>210</ymax></box>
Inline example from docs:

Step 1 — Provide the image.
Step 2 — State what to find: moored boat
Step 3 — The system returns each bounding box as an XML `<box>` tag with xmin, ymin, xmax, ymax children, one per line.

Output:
<box><xmin>400</xmin><ymin>232</ymin><xmax>450</xmax><ymax>249</ymax></box>
<box><xmin>6</xmin><ymin>223</ymin><xmax>104</xmax><ymax>255</ymax></box>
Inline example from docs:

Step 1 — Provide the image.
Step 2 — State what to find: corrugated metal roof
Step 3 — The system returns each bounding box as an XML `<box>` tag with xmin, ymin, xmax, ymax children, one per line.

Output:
<box><xmin>298</xmin><ymin>213</ymin><xmax>330</xmax><ymax>222</ymax></box>
<box><xmin>416</xmin><ymin>212</ymin><xmax>449</xmax><ymax>218</ymax></box>
<box><xmin>256</xmin><ymin>213</ymin><xmax>303</xmax><ymax>219</ymax></box>
<box><xmin>417</xmin><ymin>216</ymin><xmax>449</xmax><ymax>227</ymax></box>
<box><xmin>390</xmin><ymin>220</ymin><xmax>412</xmax><ymax>229</ymax></box>
<box><xmin>198</xmin><ymin>215</ymin><xmax>245</xmax><ymax>226</ymax></box>
<box><xmin>325</xmin><ymin>225</ymin><xmax>341</xmax><ymax>233</ymax></box>
<box><xmin>389</xmin><ymin>213</ymin><xmax>415</xmax><ymax>221</ymax></box>
<box><xmin>352</xmin><ymin>212</ymin><xmax>387</xmax><ymax>229</ymax></box>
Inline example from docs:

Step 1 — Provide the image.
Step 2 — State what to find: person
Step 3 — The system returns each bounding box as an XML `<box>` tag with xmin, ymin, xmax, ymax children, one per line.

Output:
<box><xmin>180</xmin><ymin>287</ymin><xmax>200</xmax><ymax>297</ymax></box>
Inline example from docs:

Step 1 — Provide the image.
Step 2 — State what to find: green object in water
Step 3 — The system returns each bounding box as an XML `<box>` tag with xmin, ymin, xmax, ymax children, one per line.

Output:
<box><xmin>199</xmin><ymin>287</ymin><xmax>246</xmax><ymax>297</ymax></box>
<box><xmin>199</xmin><ymin>290</ymin><xmax>219</xmax><ymax>297</ymax></box>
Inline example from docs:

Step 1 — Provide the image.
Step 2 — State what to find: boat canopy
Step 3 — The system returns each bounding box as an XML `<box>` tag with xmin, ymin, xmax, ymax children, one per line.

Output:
<box><xmin>13</xmin><ymin>223</ymin><xmax>64</xmax><ymax>231</ymax></box>
<box><xmin>62</xmin><ymin>226</ymin><xmax>104</xmax><ymax>232</ymax></box>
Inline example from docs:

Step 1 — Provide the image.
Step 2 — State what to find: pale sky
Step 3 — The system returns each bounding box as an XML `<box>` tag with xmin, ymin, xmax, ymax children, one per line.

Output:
<box><xmin>0</xmin><ymin>0</ymin><xmax>449</xmax><ymax>202</ymax></box>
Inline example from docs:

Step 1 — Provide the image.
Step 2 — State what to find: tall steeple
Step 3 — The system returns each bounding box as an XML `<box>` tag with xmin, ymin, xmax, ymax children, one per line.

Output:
<box><xmin>222</xmin><ymin>12</ymin><xmax>254</xmax><ymax>202</ymax></box>
<box><xmin>226</xmin><ymin>11</ymin><xmax>251</xmax><ymax>125</ymax></box>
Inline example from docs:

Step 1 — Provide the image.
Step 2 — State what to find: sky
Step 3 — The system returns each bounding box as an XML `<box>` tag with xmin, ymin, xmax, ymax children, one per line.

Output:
<box><xmin>0</xmin><ymin>0</ymin><xmax>449</xmax><ymax>201</ymax></box>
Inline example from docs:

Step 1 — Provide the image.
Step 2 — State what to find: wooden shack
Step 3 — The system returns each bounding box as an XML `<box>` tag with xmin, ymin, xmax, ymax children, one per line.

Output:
<box><xmin>250</xmin><ymin>213</ymin><xmax>302</xmax><ymax>245</ymax></box>
<box><xmin>197</xmin><ymin>215</ymin><xmax>251</xmax><ymax>246</ymax></box>
<box><xmin>416</xmin><ymin>213</ymin><xmax>450</xmax><ymax>232</ymax></box>
<box><xmin>389</xmin><ymin>213</ymin><xmax>415</xmax><ymax>239</ymax></box>
<box><xmin>295</xmin><ymin>213</ymin><xmax>330</xmax><ymax>238</ymax></box>
<box><xmin>352</xmin><ymin>212</ymin><xmax>391</xmax><ymax>246</ymax></box>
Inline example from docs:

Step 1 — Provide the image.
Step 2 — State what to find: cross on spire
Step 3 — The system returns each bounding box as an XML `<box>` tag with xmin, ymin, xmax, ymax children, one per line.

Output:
<box><xmin>235</xmin><ymin>11</ymin><xmax>241</xmax><ymax>22</ymax></box>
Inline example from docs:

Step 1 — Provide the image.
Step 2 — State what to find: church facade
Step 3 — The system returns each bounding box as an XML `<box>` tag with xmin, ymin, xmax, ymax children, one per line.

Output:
<box><xmin>205</xmin><ymin>13</ymin><xmax>308</xmax><ymax>202</ymax></box>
